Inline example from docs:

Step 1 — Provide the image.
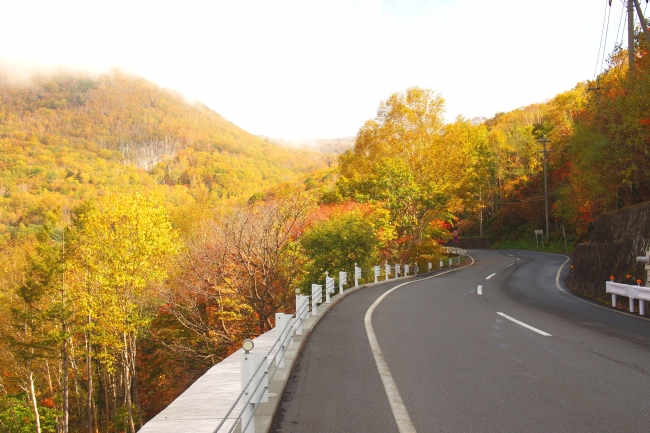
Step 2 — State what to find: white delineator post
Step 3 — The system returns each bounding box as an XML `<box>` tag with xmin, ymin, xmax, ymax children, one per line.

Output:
<box><xmin>428</xmin><ymin>262</ymin><xmax>432</xmax><ymax>272</ymax></box>
<box><xmin>374</xmin><ymin>265</ymin><xmax>380</xmax><ymax>283</ymax></box>
<box><xmin>275</xmin><ymin>313</ymin><xmax>293</xmax><ymax>368</ymax></box>
<box><xmin>440</xmin><ymin>260</ymin><xmax>443</xmax><ymax>269</ymax></box>
<box><xmin>404</xmin><ymin>264</ymin><xmax>409</xmax><ymax>276</ymax></box>
<box><xmin>449</xmin><ymin>258</ymin><xmax>453</xmax><ymax>267</ymax></box>
<box><xmin>354</xmin><ymin>263</ymin><xmax>361</xmax><ymax>287</ymax></box>
<box><xmin>339</xmin><ymin>270</ymin><xmax>347</xmax><ymax>294</ymax></box>
<box><xmin>241</xmin><ymin>347</ymin><xmax>268</xmax><ymax>433</ymax></box>
<box><xmin>395</xmin><ymin>264</ymin><xmax>400</xmax><ymax>278</ymax></box>
<box><xmin>385</xmin><ymin>263</ymin><xmax>391</xmax><ymax>281</ymax></box>
<box><xmin>311</xmin><ymin>284</ymin><xmax>322</xmax><ymax>315</ymax></box>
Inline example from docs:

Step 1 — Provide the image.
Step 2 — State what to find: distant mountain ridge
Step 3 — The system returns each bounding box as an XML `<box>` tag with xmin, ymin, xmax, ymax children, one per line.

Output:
<box><xmin>0</xmin><ymin>70</ymin><xmax>334</xmax><ymax>242</ymax></box>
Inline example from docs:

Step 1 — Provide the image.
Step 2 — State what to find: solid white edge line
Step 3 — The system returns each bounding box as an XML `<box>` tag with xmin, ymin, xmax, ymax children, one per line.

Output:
<box><xmin>364</xmin><ymin>256</ymin><xmax>475</xmax><ymax>433</ymax></box>
<box><xmin>486</xmin><ymin>273</ymin><xmax>496</xmax><ymax>279</ymax></box>
<box><xmin>477</xmin><ymin>285</ymin><xmax>483</xmax><ymax>295</ymax></box>
<box><xmin>497</xmin><ymin>312</ymin><xmax>552</xmax><ymax>336</ymax></box>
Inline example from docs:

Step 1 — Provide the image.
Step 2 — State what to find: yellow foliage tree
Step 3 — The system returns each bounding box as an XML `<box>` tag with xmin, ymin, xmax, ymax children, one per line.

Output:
<box><xmin>70</xmin><ymin>192</ymin><xmax>181</xmax><ymax>433</ymax></box>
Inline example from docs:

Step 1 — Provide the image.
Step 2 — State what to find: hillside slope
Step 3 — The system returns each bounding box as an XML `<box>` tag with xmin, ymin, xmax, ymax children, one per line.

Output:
<box><xmin>0</xmin><ymin>70</ymin><xmax>333</xmax><ymax>242</ymax></box>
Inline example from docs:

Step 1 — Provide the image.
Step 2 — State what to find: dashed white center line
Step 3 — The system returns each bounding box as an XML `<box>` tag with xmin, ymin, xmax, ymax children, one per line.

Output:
<box><xmin>497</xmin><ymin>312</ymin><xmax>552</xmax><ymax>336</ymax></box>
<box><xmin>517</xmin><ymin>258</ymin><xmax>520</xmax><ymax>261</ymax></box>
<box><xmin>507</xmin><ymin>254</ymin><xmax>513</xmax><ymax>257</ymax></box>
<box><xmin>506</xmin><ymin>263</ymin><xmax>514</xmax><ymax>268</ymax></box>
<box><xmin>477</xmin><ymin>285</ymin><xmax>483</xmax><ymax>295</ymax></box>
<box><xmin>486</xmin><ymin>273</ymin><xmax>496</xmax><ymax>279</ymax></box>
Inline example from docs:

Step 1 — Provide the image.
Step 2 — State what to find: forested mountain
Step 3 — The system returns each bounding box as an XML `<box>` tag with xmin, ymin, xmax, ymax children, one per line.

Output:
<box><xmin>2</xmin><ymin>29</ymin><xmax>650</xmax><ymax>433</ymax></box>
<box><xmin>0</xmin><ymin>70</ymin><xmax>334</xmax><ymax>245</ymax></box>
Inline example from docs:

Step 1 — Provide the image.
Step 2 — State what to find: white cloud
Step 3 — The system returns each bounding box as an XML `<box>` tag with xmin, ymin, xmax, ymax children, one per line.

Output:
<box><xmin>0</xmin><ymin>0</ymin><xmax>624</xmax><ymax>139</ymax></box>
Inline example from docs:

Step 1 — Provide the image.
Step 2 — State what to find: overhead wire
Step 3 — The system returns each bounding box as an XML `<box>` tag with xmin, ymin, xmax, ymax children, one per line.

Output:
<box><xmin>616</xmin><ymin>0</ymin><xmax>626</xmax><ymax>48</ymax></box>
<box><xmin>599</xmin><ymin>0</ymin><xmax>613</xmax><ymax>74</ymax></box>
<box><xmin>594</xmin><ymin>0</ymin><xmax>610</xmax><ymax>79</ymax></box>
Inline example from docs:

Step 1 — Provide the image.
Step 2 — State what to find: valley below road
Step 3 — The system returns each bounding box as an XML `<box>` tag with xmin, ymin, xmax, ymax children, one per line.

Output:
<box><xmin>271</xmin><ymin>250</ymin><xmax>650</xmax><ymax>433</ymax></box>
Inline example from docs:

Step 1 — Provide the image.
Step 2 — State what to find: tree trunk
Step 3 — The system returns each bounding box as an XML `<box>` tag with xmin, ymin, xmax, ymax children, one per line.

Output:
<box><xmin>130</xmin><ymin>335</ymin><xmax>144</xmax><ymax>429</ymax></box>
<box><xmin>29</xmin><ymin>369</ymin><xmax>42</xmax><ymax>433</ymax></box>
<box><xmin>62</xmin><ymin>325</ymin><xmax>69</xmax><ymax>433</ymax></box>
<box><xmin>62</xmin><ymin>232</ymin><xmax>69</xmax><ymax>433</ymax></box>
<box><xmin>86</xmin><ymin>327</ymin><xmax>93</xmax><ymax>433</ymax></box>
<box><xmin>123</xmin><ymin>334</ymin><xmax>136</xmax><ymax>433</ymax></box>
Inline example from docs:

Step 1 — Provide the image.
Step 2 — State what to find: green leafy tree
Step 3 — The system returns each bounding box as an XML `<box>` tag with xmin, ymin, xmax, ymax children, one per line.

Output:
<box><xmin>300</xmin><ymin>206</ymin><xmax>388</xmax><ymax>286</ymax></box>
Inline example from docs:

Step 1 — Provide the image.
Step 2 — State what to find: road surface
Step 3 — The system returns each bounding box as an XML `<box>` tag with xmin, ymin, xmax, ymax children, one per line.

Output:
<box><xmin>270</xmin><ymin>250</ymin><xmax>650</xmax><ymax>432</ymax></box>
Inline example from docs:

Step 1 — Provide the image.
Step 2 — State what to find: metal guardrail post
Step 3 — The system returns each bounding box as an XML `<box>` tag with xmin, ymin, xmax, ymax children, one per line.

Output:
<box><xmin>439</xmin><ymin>260</ymin><xmax>443</xmax><ymax>269</ymax></box>
<box><xmin>354</xmin><ymin>263</ymin><xmax>361</xmax><ymax>287</ymax></box>
<box><xmin>240</xmin><ymin>342</ymin><xmax>268</xmax><ymax>433</ymax></box>
<box><xmin>338</xmin><ymin>271</ymin><xmax>347</xmax><ymax>294</ymax></box>
<box><xmin>311</xmin><ymin>284</ymin><xmax>322</xmax><ymax>315</ymax></box>
<box><xmin>275</xmin><ymin>313</ymin><xmax>293</xmax><ymax>368</ymax></box>
<box><xmin>385</xmin><ymin>263</ymin><xmax>391</xmax><ymax>280</ymax></box>
<box><xmin>294</xmin><ymin>293</ymin><xmax>308</xmax><ymax>335</ymax></box>
<box><xmin>404</xmin><ymin>264</ymin><xmax>409</xmax><ymax>276</ymax></box>
<box><xmin>325</xmin><ymin>273</ymin><xmax>334</xmax><ymax>304</ymax></box>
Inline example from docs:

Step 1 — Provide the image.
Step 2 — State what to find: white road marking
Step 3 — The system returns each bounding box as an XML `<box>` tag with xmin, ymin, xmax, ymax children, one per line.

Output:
<box><xmin>364</xmin><ymin>257</ymin><xmax>475</xmax><ymax>432</ymax></box>
<box><xmin>486</xmin><ymin>273</ymin><xmax>496</xmax><ymax>279</ymax></box>
<box><xmin>477</xmin><ymin>285</ymin><xmax>483</xmax><ymax>295</ymax></box>
<box><xmin>517</xmin><ymin>258</ymin><xmax>520</xmax><ymax>260</ymax></box>
<box><xmin>507</xmin><ymin>254</ymin><xmax>513</xmax><ymax>257</ymax></box>
<box><xmin>506</xmin><ymin>263</ymin><xmax>514</xmax><ymax>268</ymax></box>
<box><xmin>497</xmin><ymin>312</ymin><xmax>552</xmax><ymax>336</ymax></box>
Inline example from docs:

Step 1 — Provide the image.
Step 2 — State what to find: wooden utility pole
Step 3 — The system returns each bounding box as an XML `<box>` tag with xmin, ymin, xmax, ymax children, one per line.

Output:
<box><xmin>537</xmin><ymin>136</ymin><xmax>552</xmax><ymax>241</ymax></box>
<box><xmin>632</xmin><ymin>0</ymin><xmax>650</xmax><ymax>45</ymax></box>
<box><xmin>629</xmin><ymin>0</ymin><xmax>636</xmax><ymax>73</ymax></box>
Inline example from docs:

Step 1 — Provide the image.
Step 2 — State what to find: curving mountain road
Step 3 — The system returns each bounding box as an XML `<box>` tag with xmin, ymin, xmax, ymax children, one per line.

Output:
<box><xmin>270</xmin><ymin>250</ymin><xmax>650</xmax><ymax>432</ymax></box>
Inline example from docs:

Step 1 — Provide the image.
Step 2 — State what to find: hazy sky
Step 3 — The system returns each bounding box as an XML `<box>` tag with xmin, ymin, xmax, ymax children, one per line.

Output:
<box><xmin>0</xmin><ymin>0</ymin><xmax>636</xmax><ymax>139</ymax></box>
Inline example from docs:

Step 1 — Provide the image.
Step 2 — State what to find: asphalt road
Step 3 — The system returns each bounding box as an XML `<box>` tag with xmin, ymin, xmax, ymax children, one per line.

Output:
<box><xmin>270</xmin><ymin>250</ymin><xmax>650</xmax><ymax>432</ymax></box>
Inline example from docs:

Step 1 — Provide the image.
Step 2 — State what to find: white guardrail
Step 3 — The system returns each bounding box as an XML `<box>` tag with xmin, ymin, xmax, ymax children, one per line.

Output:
<box><xmin>606</xmin><ymin>281</ymin><xmax>650</xmax><ymax>315</ymax></box>
<box><xmin>144</xmin><ymin>252</ymin><xmax>467</xmax><ymax>433</ymax></box>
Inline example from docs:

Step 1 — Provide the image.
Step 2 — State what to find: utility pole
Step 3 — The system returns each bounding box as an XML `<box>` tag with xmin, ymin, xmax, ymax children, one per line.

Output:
<box><xmin>537</xmin><ymin>135</ymin><xmax>552</xmax><ymax>242</ymax></box>
<box><xmin>632</xmin><ymin>0</ymin><xmax>650</xmax><ymax>46</ymax></box>
<box><xmin>629</xmin><ymin>0</ymin><xmax>636</xmax><ymax>73</ymax></box>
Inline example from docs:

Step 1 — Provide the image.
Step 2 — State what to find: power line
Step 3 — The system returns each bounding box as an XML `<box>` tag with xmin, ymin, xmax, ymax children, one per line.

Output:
<box><xmin>616</xmin><ymin>0</ymin><xmax>627</xmax><ymax>48</ymax></box>
<box><xmin>594</xmin><ymin>0</ymin><xmax>610</xmax><ymax>79</ymax></box>
<box><xmin>599</xmin><ymin>2</ymin><xmax>613</xmax><ymax>74</ymax></box>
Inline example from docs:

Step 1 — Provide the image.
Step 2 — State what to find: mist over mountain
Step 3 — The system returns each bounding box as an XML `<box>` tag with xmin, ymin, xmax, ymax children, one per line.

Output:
<box><xmin>259</xmin><ymin>136</ymin><xmax>355</xmax><ymax>155</ymax></box>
